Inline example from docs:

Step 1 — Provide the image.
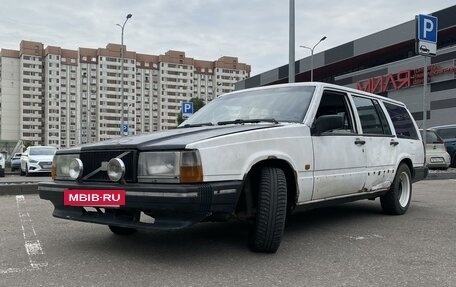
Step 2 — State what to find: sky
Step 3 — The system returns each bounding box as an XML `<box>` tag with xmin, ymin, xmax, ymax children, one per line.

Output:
<box><xmin>0</xmin><ymin>1</ymin><xmax>453</xmax><ymax>76</ymax></box>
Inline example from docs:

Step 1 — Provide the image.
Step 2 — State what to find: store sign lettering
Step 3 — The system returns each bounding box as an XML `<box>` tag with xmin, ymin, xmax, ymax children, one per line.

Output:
<box><xmin>357</xmin><ymin>64</ymin><xmax>456</xmax><ymax>93</ymax></box>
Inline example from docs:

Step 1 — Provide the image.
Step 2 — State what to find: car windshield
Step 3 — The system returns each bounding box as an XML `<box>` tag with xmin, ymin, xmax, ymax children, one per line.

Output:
<box><xmin>181</xmin><ymin>85</ymin><xmax>315</xmax><ymax>127</ymax></box>
<box><xmin>434</xmin><ymin>128</ymin><xmax>456</xmax><ymax>140</ymax></box>
<box><xmin>29</xmin><ymin>147</ymin><xmax>57</xmax><ymax>155</ymax></box>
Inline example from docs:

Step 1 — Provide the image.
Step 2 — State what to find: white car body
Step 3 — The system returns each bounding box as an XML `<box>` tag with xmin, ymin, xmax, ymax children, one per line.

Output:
<box><xmin>20</xmin><ymin>146</ymin><xmax>57</xmax><ymax>175</ymax></box>
<box><xmin>420</xmin><ymin>129</ymin><xmax>451</xmax><ymax>169</ymax></box>
<box><xmin>0</xmin><ymin>153</ymin><xmax>5</xmax><ymax>177</ymax></box>
<box><xmin>39</xmin><ymin>83</ymin><xmax>427</xmax><ymax>253</ymax></box>
<box><xmin>189</xmin><ymin>84</ymin><xmax>425</xmax><ymax>204</ymax></box>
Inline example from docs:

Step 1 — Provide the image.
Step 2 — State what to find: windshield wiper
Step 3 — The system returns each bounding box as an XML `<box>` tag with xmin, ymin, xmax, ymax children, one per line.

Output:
<box><xmin>180</xmin><ymin>122</ymin><xmax>214</xmax><ymax>128</ymax></box>
<box><xmin>217</xmin><ymin>118</ymin><xmax>279</xmax><ymax>125</ymax></box>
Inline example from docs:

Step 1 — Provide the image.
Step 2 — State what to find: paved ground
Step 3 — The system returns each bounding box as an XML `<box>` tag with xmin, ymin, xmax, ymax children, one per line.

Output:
<box><xmin>0</xmin><ymin>180</ymin><xmax>455</xmax><ymax>286</ymax></box>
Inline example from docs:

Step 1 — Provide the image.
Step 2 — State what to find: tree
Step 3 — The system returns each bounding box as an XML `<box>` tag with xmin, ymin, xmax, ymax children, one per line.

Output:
<box><xmin>177</xmin><ymin>97</ymin><xmax>206</xmax><ymax>126</ymax></box>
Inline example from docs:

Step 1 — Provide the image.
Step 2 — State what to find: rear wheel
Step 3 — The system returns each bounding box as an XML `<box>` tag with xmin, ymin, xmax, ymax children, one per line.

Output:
<box><xmin>380</xmin><ymin>163</ymin><xmax>412</xmax><ymax>215</ymax></box>
<box><xmin>248</xmin><ymin>166</ymin><xmax>287</xmax><ymax>253</ymax></box>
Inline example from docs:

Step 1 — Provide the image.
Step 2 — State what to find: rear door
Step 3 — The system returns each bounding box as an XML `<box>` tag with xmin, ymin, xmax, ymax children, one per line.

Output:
<box><xmin>351</xmin><ymin>95</ymin><xmax>396</xmax><ymax>191</ymax></box>
<box><xmin>311</xmin><ymin>90</ymin><xmax>367</xmax><ymax>199</ymax></box>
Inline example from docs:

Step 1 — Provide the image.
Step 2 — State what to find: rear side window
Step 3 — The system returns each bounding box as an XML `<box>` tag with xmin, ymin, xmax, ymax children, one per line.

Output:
<box><xmin>352</xmin><ymin>96</ymin><xmax>391</xmax><ymax>135</ymax></box>
<box><xmin>384</xmin><ymin>103</ymin><xmax>419</xmax><ymax>140</ymax></box>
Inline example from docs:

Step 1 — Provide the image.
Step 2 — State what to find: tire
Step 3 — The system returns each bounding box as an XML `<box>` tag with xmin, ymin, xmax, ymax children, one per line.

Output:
<box><xmin>0</xmin><ymin>169</ymin><xmax>4</xmax><ymax>177</ymax></box>
<box><xmin>249</xmin><ymin>166</ymin><xmax>287</xmax><ymax>253</ymax></box>
<box><xmin>20</xmin><ymin>166</ymin><xmax>25</xmax><ymax>176</ymax></box>
<box><xmin>108</xmin><ymin>225</ymin><xmax>137</xmax><ymax>235</ymax></box>
<box><xmin>452</xmin><ymin>154</ymin><xmax>456</xmax><ymax>168</ymax></box>
<box><xmin>380</xmin><ymin>163</ymin><xmax>412</xmax><ymax>215</ymax></box>
<box><xmin>25</xmin><ymin>165</ymin><xmax>30</xmax><ymax>177</ymax></box>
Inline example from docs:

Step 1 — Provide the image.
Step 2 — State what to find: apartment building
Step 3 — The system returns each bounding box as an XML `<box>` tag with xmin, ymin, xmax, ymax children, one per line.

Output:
<box><xmin>0</xmin><ymin>40</ymin><xmax>250</xmax><ymax>148</ymax></box>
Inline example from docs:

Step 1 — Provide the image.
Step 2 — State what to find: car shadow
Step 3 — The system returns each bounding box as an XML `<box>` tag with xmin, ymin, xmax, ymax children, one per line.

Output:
<box><xmin>58</xmin><ymin>200</ymin><xmax>387</xmax><ymax>261</ymax></box>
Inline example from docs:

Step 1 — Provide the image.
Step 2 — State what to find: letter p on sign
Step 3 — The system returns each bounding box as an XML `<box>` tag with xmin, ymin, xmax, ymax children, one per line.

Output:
<box><xmin>418</xmin><ymin>14</ymin><xmax>438</xmax><ymax>43</ymax></box>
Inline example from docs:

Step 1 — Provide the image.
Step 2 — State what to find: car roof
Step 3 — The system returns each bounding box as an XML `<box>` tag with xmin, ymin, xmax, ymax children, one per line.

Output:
<box><xmin>226</xmin><ymin>82</ymin><xmax>405</xmax><ymax>106</ymax></box>
<box><xmin>429</xmin><ymin>124</ymin><xmax>456</xmax><ymax>129</ymax></box>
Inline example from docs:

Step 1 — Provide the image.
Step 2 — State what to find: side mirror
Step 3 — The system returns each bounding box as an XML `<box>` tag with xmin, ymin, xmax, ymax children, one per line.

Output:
<box><xmin>313</xmin><ymin>115</ymin><xmax>344</xmax><ymax>135</ymax></box>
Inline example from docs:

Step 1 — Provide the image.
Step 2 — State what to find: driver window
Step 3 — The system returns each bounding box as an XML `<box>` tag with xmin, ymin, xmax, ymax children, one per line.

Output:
<box><xmin>314</xmin><ymin>91</ymin><xmax>356</xmax><ymax>134</ymax></box>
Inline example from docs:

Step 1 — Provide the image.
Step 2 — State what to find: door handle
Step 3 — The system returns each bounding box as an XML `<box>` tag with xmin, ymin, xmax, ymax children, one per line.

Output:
<box><xmin>390</xmin><ymin>140</ymin><xmax>399</xmax><ymax>146</ymax></box>
<box><xmin>354</xmin><ymin>139</ymin><xmax>366</xmax><ymax>145</ymax></box>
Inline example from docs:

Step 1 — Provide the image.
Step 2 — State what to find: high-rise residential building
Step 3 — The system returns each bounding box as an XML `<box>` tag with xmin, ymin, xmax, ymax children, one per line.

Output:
<box><xmin>0</xmin><ymin>40</ymin><xmax>251</xmax><ymax>148</ymax></box>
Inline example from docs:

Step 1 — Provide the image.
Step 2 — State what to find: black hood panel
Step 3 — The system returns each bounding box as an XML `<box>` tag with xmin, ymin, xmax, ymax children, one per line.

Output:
<box><xmin>78</xmin><ymin>124</ymin><xmax>279</xmax><ymax>152</ymax></box>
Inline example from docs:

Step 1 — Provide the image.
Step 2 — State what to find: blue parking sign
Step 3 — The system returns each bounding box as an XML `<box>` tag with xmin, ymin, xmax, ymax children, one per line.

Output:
<box><xmin>182</xmin><ymin>102</ymin><xmax>193</xmax><ymax>118</ymax></box>
<box><xmin>418</xmin><ymin>14</ymin><xmax>438</xmax><ymax>43</ymax></box>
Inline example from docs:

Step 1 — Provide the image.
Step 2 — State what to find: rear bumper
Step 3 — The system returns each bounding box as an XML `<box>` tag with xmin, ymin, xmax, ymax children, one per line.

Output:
<box><xmin>38</xmin><ymin>180</ymin><xmax>242</xmax><ymax>230</ymax></box>
<box><xmin>413</xmin><ymin>166</ymin><xmax>428</xmax><ymax>182</ymax></box>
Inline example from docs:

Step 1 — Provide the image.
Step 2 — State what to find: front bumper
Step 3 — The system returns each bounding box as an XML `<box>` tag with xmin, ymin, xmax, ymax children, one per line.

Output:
<box><xmin>38</xmin><ymin>180</ymin><xmax>242</xmax><ymax>230</ymax></box>
<box><xmin>27</xmin><ymin>162</ymin><xmax>52</xmax><ymax>173</ymax></box>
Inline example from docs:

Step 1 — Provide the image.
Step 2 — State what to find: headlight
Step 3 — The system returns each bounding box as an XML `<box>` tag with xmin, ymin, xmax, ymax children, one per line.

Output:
<box><xmin>107</xmin><ymin>158</ymin><xmax>125</xmax><ymax>182</ymax></box>
<box><xmin>29</xmin><ymin>159</ymin><xmax>38</xmax><ymax>164</ymax></box>
<box><xmin>69</xmin><ymin>158</ymin><xmax>84</xmax><ymax>180</ymax></box>
<box><xmin>52</xmin><ymin>154</ymin><xmax>80</xmax><ymax>180</ymax></box>
<box><xmin>138</xmin><ymin>150</ymin><xmax>203</xmax><ymax>183</ymax></box>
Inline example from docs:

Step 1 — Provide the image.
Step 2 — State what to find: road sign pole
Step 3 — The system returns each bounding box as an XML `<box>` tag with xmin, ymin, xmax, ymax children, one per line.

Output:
<box><xmin>422</xmin><ymin>56</ymin><xmax>427</xmax><ymax>144</ymax></box>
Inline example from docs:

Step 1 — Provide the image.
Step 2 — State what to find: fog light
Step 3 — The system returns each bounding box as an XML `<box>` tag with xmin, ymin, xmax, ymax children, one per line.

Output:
<box><xmin>69</xmin><ymin>158</ymin><xmax>84</xmax><ymax>180</ymax></box>
<box><xmin>107</xmin><ymin>158</ymin><xmax>125</xmax><ymax>182</ymax></box>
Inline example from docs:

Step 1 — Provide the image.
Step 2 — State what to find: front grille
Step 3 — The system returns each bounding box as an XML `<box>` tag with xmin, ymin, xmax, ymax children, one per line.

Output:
<box><xmin>80</xmin><ymin>150</ymin><xmax>137</xmax><ymax>183</ymax></box>
<box><xmin>39</xmin><ymin>162</ymin><xmax>53</xmax><ymax>169</ymax></box>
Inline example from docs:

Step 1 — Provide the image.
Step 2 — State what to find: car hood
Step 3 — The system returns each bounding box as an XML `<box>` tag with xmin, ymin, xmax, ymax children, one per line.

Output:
<box><xmin>73</xmin><ymin>124</ymin><xmax>282</xmax><ymax>152</ymax></box>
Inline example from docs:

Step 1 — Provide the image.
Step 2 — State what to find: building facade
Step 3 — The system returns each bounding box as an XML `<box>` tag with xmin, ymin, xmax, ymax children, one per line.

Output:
<box><xmin>236</xmin><ymin>5</ymin><xmax>456</xmax><ymax>128</ymax></box>
<box><xmin>0</xmin><ymin>41</ymin><xmax>250</xmax><ymax>147</ymax></box>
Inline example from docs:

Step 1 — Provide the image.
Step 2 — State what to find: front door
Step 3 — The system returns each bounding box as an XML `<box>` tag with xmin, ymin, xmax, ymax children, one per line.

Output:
<box><xmin>311</xmin><ymin>90</ymin><xmax>367</xmax><ymax>200</ymax></box>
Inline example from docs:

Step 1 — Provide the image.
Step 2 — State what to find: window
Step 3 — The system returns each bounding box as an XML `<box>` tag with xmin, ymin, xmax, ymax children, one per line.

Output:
<box><xmin>352</xmin><ymin>96</ymin><xmax>391</xmax><ymax>135</ymax></box>
<box><xmin>313</xmin><ymin>91</ymin><xmax>355</xmax><ymax>134</ymax></box>
<box><xmin>384</xmin><ymin>102</ymin><xmax>418</xmax><ymax>139</ymax></box>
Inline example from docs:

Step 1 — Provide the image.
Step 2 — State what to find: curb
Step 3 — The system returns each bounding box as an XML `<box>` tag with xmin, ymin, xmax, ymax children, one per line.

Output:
<box><xmin>0</xmin><ymin>184</ymin><xmax>39</xmax><ymax>196</ymax></box>
<box><xmin>426</xmin><ymin>172</ymin><xmax>456</xmax><ymax>180</ymax></box>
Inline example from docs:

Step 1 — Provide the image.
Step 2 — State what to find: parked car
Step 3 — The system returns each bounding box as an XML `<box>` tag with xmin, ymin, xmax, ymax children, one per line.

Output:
<box><xmin>420</xmin><ymin>129</ymin><xmax>451</xmax><ymax>169</ymax></box>
<box><xmin>10</xmin><ymin>153</ymin><xmax>22</xmax><ymax>172</ymax></box>
<box><xmin>429</xmin><ymin>125</ymin><xmax>456</xmax><ymax>167</ymax></box>
<box><xmin>0</xmin><ymin>153</ymin><xmax>5</xmax><ymax>177</ymax></box>
<box><xmin>20</xmin><ymin>146</ymin><xmax>57</xmax><ymax>176</ymax></box>
<box><xmin>39</xmin><ymin>83</ymin><xmax>427</xmax><ymax>253</ymax></box>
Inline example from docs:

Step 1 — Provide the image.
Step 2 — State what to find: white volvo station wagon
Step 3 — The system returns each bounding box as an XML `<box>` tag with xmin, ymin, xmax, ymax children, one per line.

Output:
<box><xmin>39</xmin><ymin>83</ymin><xmax>427</xmax><ymax>253</ymax></box>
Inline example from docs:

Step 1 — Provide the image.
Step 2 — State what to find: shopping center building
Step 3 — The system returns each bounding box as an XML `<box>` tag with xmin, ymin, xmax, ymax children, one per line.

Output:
<box><xmin>236</xmin><ymin>5</ymin><xmax>456</xmax><ymax>127</ymax></box>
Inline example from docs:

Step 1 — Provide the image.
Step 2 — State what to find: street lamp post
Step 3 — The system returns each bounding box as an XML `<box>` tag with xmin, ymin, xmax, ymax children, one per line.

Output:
<box><xmin>300</xmin><ymin>36</ymin><xmax>327</xmax><ymax>82</ymax></box>
<box><xmin>117</xmin><ymin>13</ymin><xmax>132</xmax><ymax>136</ymax></box>
<box><xmin>79</xmin><ymin>72</ymin><xmax>87</xmax><ymax>145</ymax></box>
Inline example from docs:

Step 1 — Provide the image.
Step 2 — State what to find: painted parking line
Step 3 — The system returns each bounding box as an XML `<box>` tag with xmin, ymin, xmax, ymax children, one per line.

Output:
<box><xmin>0</xmin><ymin>195</ymin><xmax>48</xmax><ymax>274</ymax></box>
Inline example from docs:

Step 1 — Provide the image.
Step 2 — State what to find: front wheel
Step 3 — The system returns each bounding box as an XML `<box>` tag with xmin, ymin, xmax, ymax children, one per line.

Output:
<box><xmin>380</xmin><ymin>163</ymin><xmax>412</xmax><ymax>215</ymax></box>
<box><xmin>249</xmin><ymin>166</ymin><xmax>287</xmax><ymax>253</ymax></box>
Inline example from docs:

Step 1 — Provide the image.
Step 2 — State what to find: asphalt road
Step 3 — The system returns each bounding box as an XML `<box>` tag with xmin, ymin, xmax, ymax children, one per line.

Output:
<box><xmin>1</xmin><ymin>180</ymin><xmax>455</xmax><ymax>287</ymax></box>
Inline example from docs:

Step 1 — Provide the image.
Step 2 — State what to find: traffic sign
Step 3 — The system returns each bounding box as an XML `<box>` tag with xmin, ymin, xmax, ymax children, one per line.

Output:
<box><xmin>122</xmin><ymin>124</ymin><xmax>128</xmax><ymax>135</ymax></box>
<box><xmin>416</xmin><ymin>14</ymin><xmax>438</xmax><ymax>56</ymax></box>
<box><xmin>182</xmin><ymin>102</ymin><xmax>194</xmax><ymax>118</ymax></box>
